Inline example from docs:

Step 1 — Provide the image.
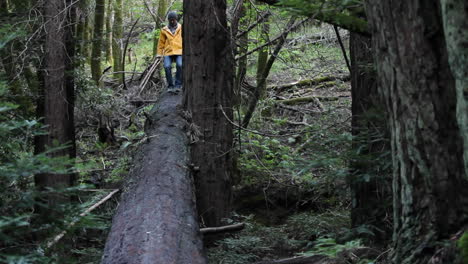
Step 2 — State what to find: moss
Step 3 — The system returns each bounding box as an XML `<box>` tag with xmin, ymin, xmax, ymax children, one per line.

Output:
<box><xmin>458</xmin><ymin>231</ymin><xmax>468</xmax><ymax>264</ymax></box>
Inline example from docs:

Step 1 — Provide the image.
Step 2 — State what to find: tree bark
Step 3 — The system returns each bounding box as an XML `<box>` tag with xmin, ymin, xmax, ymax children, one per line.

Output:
<box><xmin>34</xmin><ymin>0</ymin><xmax>76</xmax><ymax>206</ymax></box>
<box><xmin>365</xmin><ymin>1</ymin><xmax>468</xmax><ymax>263</ymax></box>
<box><xmin>102</xmin><ymin>93</ymin><xmax>206</xmax><ymax>264</ymax></box>
<box><xmin>105</xmin><ymin>0</ymin><xmax>113</xmax><ymax>65</ymax></box>
<box><xmin>233</xmin><ymin>0</ymin><xmax>248</xmax><ymax>105</ymax></box>
<box><xmin>91</xmin><ymin>0</ymin><xmax>105</xmax><ymax>84</ymax></box>
<box><xmin>152</xmin><ymin>0</ymin><xmax>167</xmax><ymax>55</ymax></box>
<box><xmin>440</xmin><ymin>0</ymin><xmax>468</xmax><ymax>177</ymax></box>
<box><xmin>83</xmin><ymin>2</ymin><xmax>93</xmax><ymax>62</ymax></box>
<box><xmin>183</xmin><ymin>0</ymin><xmax>234</xmax><ymax>227</ymax></box>
<box><xmin>112</xmin><ymin>0</ymin><xmax>123</xmax><ymax>82</ymax></box>
<box><xmin>75</xmin><ymin>0</ymin><xmax>87</xmax><ymax>57</ymax></box>
<box><xmin>256</xmin><ymin>15</ymin><xmax>269</xmax><ymax>100</ymax></box>
<box><xmin>349</xmin><ymin>32</ymin><xmax>391</xmax><ymax>245</ymax></box>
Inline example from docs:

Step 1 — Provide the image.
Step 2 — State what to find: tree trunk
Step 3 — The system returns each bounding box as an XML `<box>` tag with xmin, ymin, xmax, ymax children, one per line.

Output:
<box><xmin>440</xmin><ymin>0</ymin><xmax>468</xmax><ymax>177</ymax></box>
<box><xmin>91</xmin><ymin>0</ymin><xmax>105</xmax><ymax>84</ymax></box>
<box><xmin>233</xmin><ymin>0</ymin><xmax>248</xmax><ymax>106</ymax></box>
<box><xmin>112</xmin><ymin>0</ymin><xmax>123</xmax><ymax>82</ymax></box>
<box><xmin>349</xmin><ymin>32</ymin><xmax>391</xmax><ymax>245</ymax></box>
<box><xmin>242</xmin><ymin>17</ymin><xmax>298</xmax><ymax>128</ymax></box>
<box><xmin>34</xmin><ymin>0</ymin><xmax>76</xmax><ymax>208</ymax></box>
<box><xmin>102</xmin><ymin>92</ymin><xmax>206</xmax><ymax>264</ymax></box>
<box><xmin>0</xmin><ymin>0</ymin><xmax>8</xmax><ymax>12</ymax></box>
<box><xmin>83</xmin><ymin>2</ymin><xmax>93</xmax><ymax>62</ymax></box>
<box><xmin>75</xmin><ymin>0</ymin><xmax>87</xmax><ymax>57</ymax></box>
<box><xmin>105</xmin><ymin>0</ymin><xmax>113</xmax><ymax>65</ymax></box>
<box><xmin>365</xmin><ymin>1</ymin><xmax>468</xmax><ymax>263</ymax></box>
<box><xmin>153</xmin><ymin>0</ymin><xmax>167</xmax><ymax>55</ymax></box>
<box><xmin>256</xmin><ymin>15</ymin><xmax>269</xmax><ymax>99</ymax></box>
<box><xmin>183</xmin><ymin>0</ymin><xmax>234</xmax><ymax>227</ymax></box>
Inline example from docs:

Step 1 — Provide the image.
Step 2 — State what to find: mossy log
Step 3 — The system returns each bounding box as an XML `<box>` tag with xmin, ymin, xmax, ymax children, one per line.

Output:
<box><xmin>271</xmin><ymin>75</ymin><xmax>350</xmax><ymax>93</ymax></box>
<box><xmin>101</xmin><ymin>92</ymin><xmax>206</xmax><ymax>264</ymax></box>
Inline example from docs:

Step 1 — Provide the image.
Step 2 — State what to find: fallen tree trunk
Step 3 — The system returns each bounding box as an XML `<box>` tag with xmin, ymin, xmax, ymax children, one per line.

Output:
<box><xmin>101</xmin><ymin>92</ymin><xmax>206</xmax><ymax>264</ymax></box>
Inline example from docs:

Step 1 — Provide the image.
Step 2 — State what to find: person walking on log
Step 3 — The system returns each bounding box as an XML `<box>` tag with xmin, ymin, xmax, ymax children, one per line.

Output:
<box><xmin>157</xmin><ymin>11</ymin><xmax>183</xmax><ymax>93</ymax></box>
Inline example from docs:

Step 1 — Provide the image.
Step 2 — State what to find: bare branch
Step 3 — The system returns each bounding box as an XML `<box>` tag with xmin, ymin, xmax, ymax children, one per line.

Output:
<box><xmin>46</xmin><ymin>189</ymin><xmax>120</xmax><ymax>249</ymax></box>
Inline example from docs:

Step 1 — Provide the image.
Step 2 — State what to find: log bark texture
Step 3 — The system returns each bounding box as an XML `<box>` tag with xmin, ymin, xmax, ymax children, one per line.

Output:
<box><xmin>34</xmin><ymin>0</ymin><xmax>76</xmax><ymax>200</ymax></box>
<box><xmin>101</xmin><ymin>92</ymin><xmax>206</xmax><ymax>264</ymax></box>
<box><xmin>365</xmin><ymin>1</ymin><xmax>468</xmax><ymax>263</ymax></box>
<box><xmin>183</xmin><ymin>0</ymin><xmax>234</xmax><ymax>227</ymax></box>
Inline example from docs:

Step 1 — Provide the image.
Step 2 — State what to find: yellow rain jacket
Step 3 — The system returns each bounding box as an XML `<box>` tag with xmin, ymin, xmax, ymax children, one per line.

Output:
<box><xmin>157</xmin><ymin>23</ymin><xmax>182</xmax><ymax>56</ymax></box>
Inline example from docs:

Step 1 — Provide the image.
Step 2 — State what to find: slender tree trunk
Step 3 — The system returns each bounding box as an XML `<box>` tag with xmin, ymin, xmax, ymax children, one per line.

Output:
<box><xmin>83</xmin><ymin>5</ymin><xmax>93</xmax><ymax>62</ymax></box>
<box><xmin>233</xmin><ymin>1</ymin><xmax>248</xmax><ymax>105</ymax></box>
<box><xmin>75</xmin><ymin>0</ymin><xmax>87</xmax><ymax>57</ymax></box>
<box><xmin>105</xmin><ymin>0</ymin><xmax>113</xmax><ymax>65</ymax></box>
<box><xmin>153</xmin><ymin>0</ymin><xmax>167</xmax><ymax>55</ymax></box>
<box><xmin>91</xmin><ymin>0</ymin><xmax>105</xmax><ymax>84</ymax></box>
<box><xmin>440</xmin><ymin>0</ymin><xmax>468</xmax><ymax>177</ymax></box>
<box><xmin>184</xmin><ymin>0</ymin><xmax>234</xmax><ymax>227</ymax></box>
<box><xmin>35</xmin><ymin>0</ymin><xmax>76</xmax><ymax>208</ymax></box>
<box><xmin>365</xmin><ymin>1</ymin><xmax>468</xmax><ymax>263</ymax></box>
<box><xmin>242</xmin><ymin>17</ymin><xmax>297</xmax><ymax>128</ymax></box>
<box><xmin>349</xmin><ymin>32</ymin><xmax>391</xmax><ymax>245</ymax></box>
<box><xmin>256</xmin><ymin>16</ymin><xmax>269</xmax><ymax>99</ymax></box>
<box><xmin>112</xmin><ymin>0</ymin><xmax>123</xmax><ymax>82</ymax></box>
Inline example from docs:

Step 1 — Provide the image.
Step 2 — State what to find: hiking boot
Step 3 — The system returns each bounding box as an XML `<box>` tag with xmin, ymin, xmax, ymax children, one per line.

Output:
<box><xmin>175</xmin><ymin>85</ymin><xmax>182</xmax><ymax>92</ymax></box>
<box><xmin>167</xmin><ymin>86</ymin><xmax>176</xmax><ymax>93</ymax></box>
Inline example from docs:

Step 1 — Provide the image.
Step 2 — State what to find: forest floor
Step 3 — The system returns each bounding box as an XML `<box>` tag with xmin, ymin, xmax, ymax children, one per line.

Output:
<box><xmin>67</xmin><ymin>27</ymin><xmax>386</xmax><ymax>264</ymax></box>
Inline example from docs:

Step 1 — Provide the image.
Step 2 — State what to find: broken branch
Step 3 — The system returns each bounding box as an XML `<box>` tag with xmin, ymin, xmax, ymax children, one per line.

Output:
<box><xmin>200</xmin><ymin>223</ymin><xmax>245</xmax><ymax>235</ymax></box>
<box><xmin>46</xmin><ymin>189</ymin><xmax>120</xmax><ymax>249</ymax></box>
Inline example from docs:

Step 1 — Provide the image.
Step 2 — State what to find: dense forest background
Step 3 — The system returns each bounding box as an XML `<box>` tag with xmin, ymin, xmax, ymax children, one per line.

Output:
<box><xmin>0</xmin><ymin>0</ymin><xmax>467</xmax><ymax>263</ymax></box>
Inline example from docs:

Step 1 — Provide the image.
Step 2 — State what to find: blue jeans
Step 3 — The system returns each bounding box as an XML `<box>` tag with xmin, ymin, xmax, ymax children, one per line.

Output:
<box><xmin>164</xmin><ymin>55</ymin><xmax>182</xmax><ymax>87</ymax></box>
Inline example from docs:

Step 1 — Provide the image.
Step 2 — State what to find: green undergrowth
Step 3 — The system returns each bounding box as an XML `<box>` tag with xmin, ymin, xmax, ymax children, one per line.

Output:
<box><xmin>207</xmin><ymin>209</ymin><xmax>371</xmax><ymax>264</ymax></box>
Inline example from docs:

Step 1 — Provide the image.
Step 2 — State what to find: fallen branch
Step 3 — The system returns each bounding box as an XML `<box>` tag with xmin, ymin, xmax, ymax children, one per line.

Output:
<box><xmin>219</xmin><ymin>105</ymin><xmax>300</xmax><ymax>138</ymax></box>
<box><xmin>276</xmin><ymin>96</ymin><xmax>340</xmax><ymax>105</ymax></box>
<box><xmin>255</xmin><ymin>255</ymin><xmax>328</xmax><ymax>264</ymax></box>
<box><xmin>129</xmin><ymin>99</ymin><xmax>159</xmax><ymax>105</ymax></box>
<box><xmin>200</xmin><ymin>223</ymin><xmax>245</xmax><ymax>235</ymax></box>
<box><xmin>264</xmin><ymin>118</ymin><xmax>312</xmax><ymax>127</ymax></box>
<box><xmin>270</xmin><ymin>75</ymin><xmax>350</xmax><ymax>93</ymax></box>
<box><xmin>138</xmin><ymin>56</ymin><xmax>162</xmax><ymax>95</ymax></box>
<box><xmin>46</xmin><ymin>189</ymin><xmax>120</xmax><ymax>249</ymax></box>
<box><xmin>277</xmin><ymin>103</ymin><xmax>323</xmax><ymax>114</ymax></box>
